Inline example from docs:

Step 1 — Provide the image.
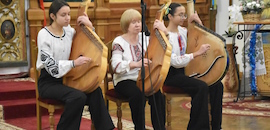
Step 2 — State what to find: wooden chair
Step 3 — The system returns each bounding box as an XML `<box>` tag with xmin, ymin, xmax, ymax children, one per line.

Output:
<box><xmin>163</xmin><ymin>85</ymin><xmax>214</xmax><ymax>130</ymax></box>
<box><xmin>162</xmin><ymin>85</ymin><xmax>190</xmax><ymax>130</ymax></box>
<box><xmin>31</xmin><ymin>40</ymin><xmax>64</xmax><ymax>130</ymax></box>
<box><xmin>104</xmin><ymin>40</ymin><xmax>129</xmax><ymax>130</ymax></box>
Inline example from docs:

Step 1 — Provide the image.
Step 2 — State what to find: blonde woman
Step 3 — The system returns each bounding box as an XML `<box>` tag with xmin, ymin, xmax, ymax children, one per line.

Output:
<box><xmin>111</xmin><ymin>9</ymin><xmax>168</xmax><ymax>130</ymax></box>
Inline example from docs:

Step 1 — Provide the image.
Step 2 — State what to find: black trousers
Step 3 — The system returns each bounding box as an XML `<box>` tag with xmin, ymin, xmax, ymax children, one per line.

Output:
<box><xmin>164</xmin><ymin>67</ymin><xmax>223</xmax><ymax>130</ymax></box>
<box><xmin>115</xmin><ymin>80</ymin><xmax>165</xmax><ymax>130</ymax></box>
<box><xmin>209</xmin><ymin>81</ymin><xmax>223</xmax><ymax>130</ymax></box>
<box><xmin>38</xmin><ymin>69</ymin><xmax>115</xmax><ymax>130</ymax></box>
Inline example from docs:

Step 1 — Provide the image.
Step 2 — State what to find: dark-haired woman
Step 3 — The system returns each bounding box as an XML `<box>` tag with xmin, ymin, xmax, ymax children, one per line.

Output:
<box><xmin>36</xmin><ymin>0</ymin><xmax>115</xmax><ymax>129</ymax></box>
<box><xmin>163</xmin><ymin>3</ymin><xmax>223</xmax><ymax>130</ymax></box>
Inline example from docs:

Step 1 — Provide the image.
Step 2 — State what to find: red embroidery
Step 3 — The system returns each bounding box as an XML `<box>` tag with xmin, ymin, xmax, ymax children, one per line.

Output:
<box><xmin>178</xmin><ymin>35</ymin><xmax>182</xmax><ymax>51</ymax></box>
<box><xmin>133</xmin><ymin>45</ymin><xmax>142</xmax><ymax>61</ymax></box>
<box><xmin>114</xmin><ymin>62</ymin><xmax>121</xmax><ymax>73</ymax></box>
<box><xmin>112</xmin><ymin>44</ymin><xmax>124</xmax><ymax>52</ymax></box>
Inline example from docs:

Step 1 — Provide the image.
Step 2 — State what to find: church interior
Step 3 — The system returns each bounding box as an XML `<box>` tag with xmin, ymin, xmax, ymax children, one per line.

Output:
<box><xmin>1</xmin><ymin>0</ymin><xmax>270</xmax><ymax>129</ymax></box>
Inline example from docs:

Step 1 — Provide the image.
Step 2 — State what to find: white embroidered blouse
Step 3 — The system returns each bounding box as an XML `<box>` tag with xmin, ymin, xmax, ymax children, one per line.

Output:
<box><xmin>168</xmin><ymin>26</ymin><xmax>194</xmax><ymax>68</ymax></box>
<box><xmin>111</xmin><ymin>33</ymin><xmax>149</xmax><ymax>86</ymax></box>
<box><xmin>36</xmin><ymin>25</ymin><xmax>75</xmax><ymax>78</ymax></box>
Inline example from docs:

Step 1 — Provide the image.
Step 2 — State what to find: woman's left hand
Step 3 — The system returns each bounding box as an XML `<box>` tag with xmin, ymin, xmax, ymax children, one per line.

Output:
<box><xmin>77</xmin><ymin>13</ymin><xmax>94</xmax><ymax>30</ymax></box>
<box><xmin>153</xmin><ymin>19</ymin><xmax>168</xmax><ymax>36</ymax></box>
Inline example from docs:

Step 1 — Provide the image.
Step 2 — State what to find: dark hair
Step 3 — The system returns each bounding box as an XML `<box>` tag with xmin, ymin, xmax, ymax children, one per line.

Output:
<box><xmin>49</xmin><ymin>0</ymin><xmax>70</xmax><ymax>25</ymax></box>
<box><xmin>163</xmin><ymin>3</ymin><xmax>182</xmax><ymax>21</ymax></box>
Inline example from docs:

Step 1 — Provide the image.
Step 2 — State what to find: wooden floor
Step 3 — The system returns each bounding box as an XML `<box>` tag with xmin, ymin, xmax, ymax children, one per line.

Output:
<box><xmin>107</xmin><ymin>96</ymin><xmax>270</xmax><ymax>130</ymax></box>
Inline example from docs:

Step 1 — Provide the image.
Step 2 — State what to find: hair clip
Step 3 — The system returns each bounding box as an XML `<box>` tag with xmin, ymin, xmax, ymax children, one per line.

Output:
<box><xmin>165</xmin><ymin>7</ymin><xmax>171</xmax><ymax>15</ymax></box>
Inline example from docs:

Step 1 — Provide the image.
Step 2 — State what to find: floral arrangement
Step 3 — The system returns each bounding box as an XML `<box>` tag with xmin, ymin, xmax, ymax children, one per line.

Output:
<box><xmin>240</xmin><ymin>0</ymin><xmax>265</xmax><ymax>14</ymax></box>
<box><xmin>224</xmin><ymin>4</ymin><xmax>242</xmax><ymax>37</ymax></box>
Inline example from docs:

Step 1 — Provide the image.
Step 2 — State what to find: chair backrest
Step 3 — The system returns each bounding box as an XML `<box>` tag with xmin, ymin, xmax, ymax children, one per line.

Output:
<box><xmin>31</xmin><ymin>39</ymin><xmax>40</xmax><ymax>99</ymax></box>
<box><xmin>105</xmin><ymin>40</ymin><xmax>114</xmax><ymax>80</ymax></box>
<box><xmin>104</xmin><ymin>40</ymin><xmax>114</xmax><ymax>87</ymax></box>
<box><xmin>103</xmin><ymin>40</ymin><xmax>114</xmax><ymax>107</ymax></box>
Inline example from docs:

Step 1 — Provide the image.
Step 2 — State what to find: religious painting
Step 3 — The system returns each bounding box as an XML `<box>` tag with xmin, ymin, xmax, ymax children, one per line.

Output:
<box><xmin>1</xmin><ymin>0</ymin><xmax>12</xmax><ymax>6</ymax></box>
<box><xmin>1</xmin><ymin>20</ymin><xmax>15</xmax><ymax>40</ymax></box>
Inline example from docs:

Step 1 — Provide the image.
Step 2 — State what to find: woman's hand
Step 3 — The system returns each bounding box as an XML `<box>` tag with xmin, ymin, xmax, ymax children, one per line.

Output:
<box><xmin>129</xmin><ymin>58</ymin><xmax>152</xmax><ymax>69</ymax></box>
<box><xmin>139</xmin><ymin>58</ymin><xmax>152</xmax><ymax>67</ymax></box>
<box><xmin>77</xmin><ymin>13</ymin><xmax>94</xmax><ymax>30</ymax></box>
<box><xmin>153</xmin><ymin>19</ymin><xmax>169</xmax><ymax>36</ymax></box>
<box><xmin>188</xmin><ymin>11</ymin><xmax>203</xmax><ymax>25</ymax></box>
<box><xmin>73</xmin><ymin>56</ymin><xmax>91</xmax><ymax>67</ymax></box>
<box><xmin>193</xmin><ymin>44</ymin><xmax>210</xmax><ymax>58</ymax></box>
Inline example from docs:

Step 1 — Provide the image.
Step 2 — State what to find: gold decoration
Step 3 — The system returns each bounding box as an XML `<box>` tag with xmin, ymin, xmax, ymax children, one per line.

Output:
<box><xmin>261</xmin><ymin>0</ymin><xmax>270</xmax><ymax>20</ymax></box>
<box><xmin>257</xmin><ymin>44</ymin><xmax>270</xmax><ymax>95</ymax></box>
<box><xmin>0</xmin><ymin>0</ymin><xmax>26</xmax><ymax>62</ymax></box>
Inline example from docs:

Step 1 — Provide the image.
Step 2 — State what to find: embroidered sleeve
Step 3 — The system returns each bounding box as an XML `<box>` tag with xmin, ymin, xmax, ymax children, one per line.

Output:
<box><xmin>170</xmin><ymin>52</ymin><xmax>193</xmax><ymax>68</ymax></box>
<box><xmin>37</xmin><ymin>33</ymin><xmax>73</xmax><ymax>78</ymax></box>
<box><xmin>111</xmin><ymin>43</ymin><xmax>131</xmax><ymax>74</ymax></box>
<box><xmin>112</xmin><ymin>44</ymin><xmax>124</xmax><ymax>52</ymax></box>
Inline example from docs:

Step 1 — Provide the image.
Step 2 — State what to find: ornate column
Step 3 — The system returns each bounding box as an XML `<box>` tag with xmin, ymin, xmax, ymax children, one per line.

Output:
<box><xmin>0</xmin><ymin>0</ymin><xmax>27</xmax><ymax>67</ymax></box>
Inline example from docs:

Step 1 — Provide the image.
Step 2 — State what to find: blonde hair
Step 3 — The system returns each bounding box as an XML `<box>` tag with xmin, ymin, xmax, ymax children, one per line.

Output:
<box><xmin>120</xmin><ymin>9</ymin><xmax>141</xmax><ymax>33</ymax></box>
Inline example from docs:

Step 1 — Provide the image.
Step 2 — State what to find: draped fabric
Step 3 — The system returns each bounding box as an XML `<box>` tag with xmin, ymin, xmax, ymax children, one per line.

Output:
<box><xmin>242</xmin><ymin>25</ymin><xmax>267</xmax><ymax>95</ymax></box>
<box><xmin>242</xmin><ymin>33</ymin><xmax>266</xmax><ymax>77</ymax></box>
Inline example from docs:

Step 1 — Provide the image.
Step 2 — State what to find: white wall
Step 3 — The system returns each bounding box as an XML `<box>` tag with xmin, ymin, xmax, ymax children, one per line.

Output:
<box><xmin>216</xmin><ymin>0</ymin><xmax>229</xmax><ymax>36</ymax></box>
<box><xmin>216</xmin><ymin>0</ymin><xmax>244</xmax><ymax>72</ymax></box>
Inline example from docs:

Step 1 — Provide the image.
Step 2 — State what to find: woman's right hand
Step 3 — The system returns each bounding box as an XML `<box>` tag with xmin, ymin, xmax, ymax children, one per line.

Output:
<box><xmin>129</xmin><ymin>58</ymin><xmax>152</xmax><ymax>69</ymax></box>
<box><xmin>193</xmin><ymin>44</ymin><xmax>210</xmax><ymax>58</ymax></box>
<box><xmin>138</xmin><ymin>58</ymin><xmax>152</xmax><ymax>67</ymax></box>
<box><xmin>73</xmin><ymin>56</ymin><xmax>91</xmax><ymax>67</ymax></box>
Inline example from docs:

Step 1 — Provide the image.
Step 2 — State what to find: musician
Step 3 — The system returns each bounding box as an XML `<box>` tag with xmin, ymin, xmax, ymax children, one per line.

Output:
<box><xmin>163</xmin><ymin>3</ymin><xmax>223</xmax><ymax>130</ymax></box>
<box><xmin>111</xmin><ymin>9</ymin><xmax>168</xmax><ymax>130</ymax></box>
<box><xmin>36</xmin><ymin>0</ymin><xmax>115</xmax><ymax>129</ymax></box>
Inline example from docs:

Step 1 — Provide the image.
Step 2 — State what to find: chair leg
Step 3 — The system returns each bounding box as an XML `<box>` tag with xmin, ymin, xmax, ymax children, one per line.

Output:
<box><xmin>116</xmin><ymin>101</ymin><xmax>122</xmax><ymax>130</ymax></box>
<box><xmin>36</xmin><ymin>102</ymin><xmax>42</xmax><ymax>130</ymax></box>
<box><xmin>166</xmin><ymin>95</ymin><xmax>172</xmax><ymax>130</ymax></box>
<box><xmin>91</xmin><ymin>123</ymin><xmax>96</xmax><ymax>130</ymax></box>
<box><xmin>106</xmin><ymin>99</ymin><xmax>109</xmax><ymax>110</ymax></box>
<box><xmin>48</xmin><ymin>105</ymin><xmax>55</xmax><ymax>130</ymax></box>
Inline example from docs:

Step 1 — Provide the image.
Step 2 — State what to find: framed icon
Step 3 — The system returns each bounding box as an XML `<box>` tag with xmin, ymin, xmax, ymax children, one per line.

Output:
<box><xmin>1</xmin><ymin>0</ymin><xmax>12</xmax><ymax>6</ymax></box>
<box><xmin>0</xmin><ymin>20</ymin><xmax>15</xmax><ymax>40</ymax></box>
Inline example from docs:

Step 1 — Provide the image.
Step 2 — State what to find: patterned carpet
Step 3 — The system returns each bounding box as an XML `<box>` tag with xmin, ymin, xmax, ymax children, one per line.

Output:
<box><xmin>0</xmin><ymin>78</ymin><xmax>154</xmax><ymax>130</ymax></box>
<box><xmin>182</xmin><ymin>97</ymin><xmax>270</xmax><ymax>117</ymax></box>
<box><xmin>0</xmin><ymin>109</ymin><xmax>136</xmax><ymax>130</ymax></box>
<box><xmin>0</xmin><ymin>104</ymin><xmax>153</xmax><ymax>130</ymax></box>
<box><xmin>0</xmin><ymin>121</ymin><xmax>23</xmax><ymax>130</ymax></box>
